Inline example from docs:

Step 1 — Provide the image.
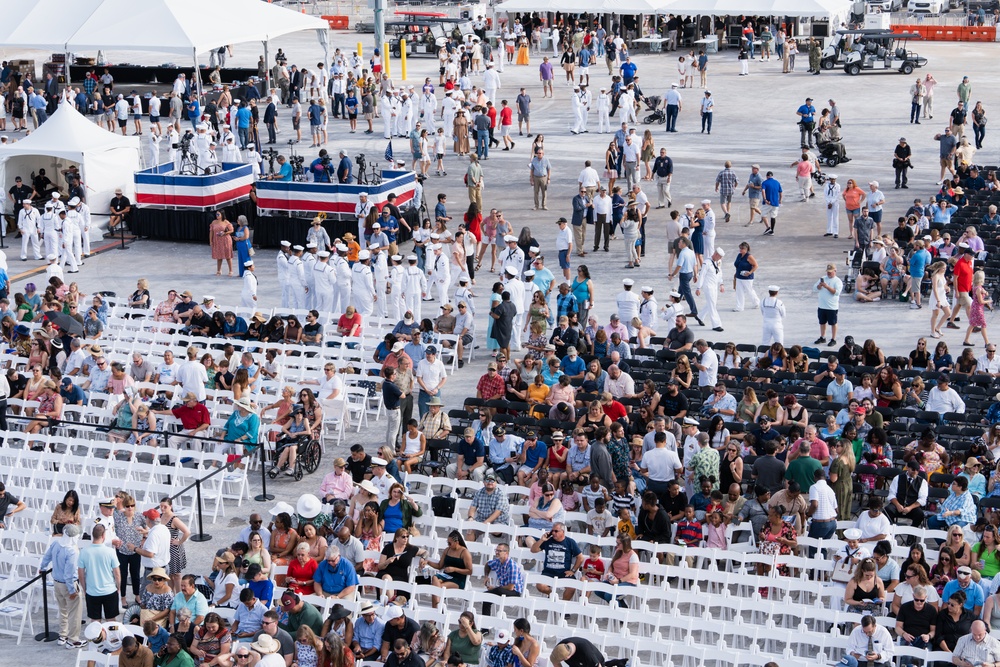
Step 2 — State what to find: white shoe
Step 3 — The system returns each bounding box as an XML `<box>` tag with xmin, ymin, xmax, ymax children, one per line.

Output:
<box><xmin>284</xmin><ymin>469</ymin><xmax>295</xmax><ymax>476</ymax></box>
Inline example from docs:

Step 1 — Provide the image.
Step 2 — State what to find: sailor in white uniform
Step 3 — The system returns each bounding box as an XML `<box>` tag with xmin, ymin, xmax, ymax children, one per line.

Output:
<box><xmin>760</xmin><ymin>284</ymin><xmax>786</xmax><ymax>347</ymax></box>
<box><xmin>502</xmin><ymin>267</ymin><xmax>526</xmax><ymax>351</ymax></box>
<box><xmin>303</xmin><ymin>243</ymin><xmax>318</xmax><ymax>309</ymax></box>
<box><xmin>824</xmin><ymin>173</ymin><xmax>842</xmax><ymax>237</ymax></box>
<box><xmin>370</xmin><ymin>243</ymin><xmax>390</xmax><ymax>317</ymax></box>
<box><xmin>313</xmin><ymin>251</ymin><xmax>336</xmax><ymax>313</ymax></box>
<box><xmin>332</xmin><ymin>245</ymin><xmax>353</xmax><ymax>315</ymax></box>
<box><xmin>276</xmin><ymin>240</ymin><xmax>292</xmax><ymax>308</ymax></box>
<box><xmin>499</xmin><ymin>236</ymin><xmax>524</xmax><ymax>279</ymax></box>
<box><xmin>402</xmin><ymin>254</ymin><xmax>427</xmax><ymax>321</ymax></box>
<box><xmin>638</xmin><ymin>286</ymin><xmax>658</xmax><ymax>329</ymax></box>
<box><xmin>695</xmin><ymin>247</ymin><xmax>725</xmax><ymax>332</ymax></box>
<box><xmin>388</xmin><ymin>254</ymin><xmax>405</xmax><ymax>320</ymax></box>
<box><xmin>38</xmin><ymin>202</ymin><xmax>59</xmax><ymax>260</ymax></box>
<box><xmin>71</xmin><ymin>197</ymin><xmax>92</xmax><ymax>257</ymax></box>
<box><xmin>428</xmin><ymin>243</ymin><xmax>451</xmax><ymax>306</ymax></box>
<box><xmin>350</xmin><ymin>250</ymin><xmax>377</xmax><ymax>316</ymax></box>
<box><xmin>60</xmin><ymin>208</ymin><xmax>82</xmax><ymax>273</ymax></box>
<box><xmin>241</xmin><ymin>261</ymin><xmax>258</xmax><ymax>307</ymax></box>
<box><xmin>287</xmin><ymin>245</ymin><xmax>308</xmax><ymax>309</ymax></box>
<box><xmin>597</xmin><ymin>88</ymin><xmax>611</xmax><ymax>134</ymax></box>
<box><xmin>419</xmin><ymin>91</ymin><xmax>438</xmax><ymax>131</ymax></box>
<box><xmin>615</xmin><ymin>279</ymin><xmax>641</xmax><ymax>335</ymax></box>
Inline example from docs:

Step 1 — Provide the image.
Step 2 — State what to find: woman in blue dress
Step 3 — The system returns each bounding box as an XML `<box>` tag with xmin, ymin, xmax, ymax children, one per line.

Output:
<box><xmin>486</xmin><ymin>282</ymin><xmax>503</xmax><ymax>354</ymax></box>
<box><xmin>233</xmin><ymin>215</ymin><xmax>253</xmax><ymax>276</ymax></box>
<box><xmin>690</xmin><ymin>208</ymin><xmax>705</xmax><ymax>266</ymax></box>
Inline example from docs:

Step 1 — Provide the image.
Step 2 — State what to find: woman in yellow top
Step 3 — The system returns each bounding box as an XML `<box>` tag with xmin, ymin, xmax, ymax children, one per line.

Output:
<box><xmin>526</xmin><ymin>373</ymin><xmax>550</xmax><ymax>407</ymax></box>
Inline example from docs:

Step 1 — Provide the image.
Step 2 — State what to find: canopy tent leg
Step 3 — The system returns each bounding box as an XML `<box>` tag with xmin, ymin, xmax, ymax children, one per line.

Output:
<box><xmin>264</xmin><ymin>40</ymin><xmax>271</xmax><ymax>98</ymax></box>
<box><xmin>193</xmin><ymin>47</ymin><xmax>203</xmax><ymax>107</ymax></box>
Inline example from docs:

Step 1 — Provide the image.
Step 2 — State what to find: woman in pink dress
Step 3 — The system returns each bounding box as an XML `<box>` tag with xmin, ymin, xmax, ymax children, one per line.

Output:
<box><xmin>209</xmin><ymin>211</ymin><xmax>234</xmax><ymax>276</ymax></box>
<box><xmin>965</xmin><ymin>270</ymin><xmax>993</xmax><ymax>347</ymax></box>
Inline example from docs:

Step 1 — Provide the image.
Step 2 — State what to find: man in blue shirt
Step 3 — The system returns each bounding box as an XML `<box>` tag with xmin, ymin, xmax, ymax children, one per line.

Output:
<box><xmin>186</xmin><ymin>94</ymin><xmax>201</xmax><ymax>129</ymax></box>
<box><xmin>555</xmin><ymin>282</ymin><xmax>577</xmax><ymax>319</ymax></box>
<box><xmin>41</xmin><ymin>524</ymin><xmax>83</xmax><ymax>646</ymax></box>
<box><xmin>560</xmin><ymin>346</ymin><xmax>585</xmax><ymax>379</ymax></box>
<box><xmin>447</xmin><ymin>426</ymin><xmax>486</xmax><ymax>481</ymax></box>
<box><xmin>619</xmin><ymin>57</ymin><xmax>637</xmax><ymax>84</ymax></box>
<box><xmin>905</xmin><ymin>240</ymin><xmax>932</xmax><ymax>309</ymax></box>
<box><xmin>337</xmin><ymin>150</ymin><xmax>353</xmax><ymax>184</ymax></box>
<box><xmin>61</xmin><ymin>377</ymin><xmax>88</xmax><ymax>406</ymax></box>
<box><xmin>434</xmin><ymin>193</ymin><xmax>450</xmax><ymax>224</ymax></box>
<box><xmin>352</xmin><ymin>602</ymin><xmax>385</xmax><ymax>660</ymax></box>
<box><xmin>517</xmin><ymin>432</ymin><xmax>548</xmax><ymax>485</ymax></box>
<box><xmin>488</xmin><ymin>427</ymin><xmax>523</xmax><ymax>483</ymax></box>
<box><xmin>235</xmin><ymin>103</ymin><xmax>252</xmax><ymax>149</ymax></box>
<box><xmin>232</xmin><ymin>588</ymin><xmax>268</xmax><ymax>638</ymax></box>
<box><xmin>379</xmin><ymin>208</ymin><xmax>399</xmax><ymax>245</ymax></box>
<box><xmin>760</xmin><ymin>171</ymin><xmax>783</xmax><ymax>236</ymax></box>
<box><xmin>310</xmin><ymin>149</ymin><xmax>334</xmax><ymax>183</ymax></box>
<box><xmin>308</xmin><ymin>99</ymin><xmax>323</xmax><ymax>146</ymax></box>
<box><xmin>270</xmin><ymin>155</ymin><xmax>293</xmax><ymax>181</ymax></box>
<box><xmin>313</xmin><ymin>547</ymin><xmax>359</xmax><ymax>599</ymax></box>
<box><xmin>796</xmin><ymin>96</ymin><xmax>817</xmax><ymax>148</ymax></box>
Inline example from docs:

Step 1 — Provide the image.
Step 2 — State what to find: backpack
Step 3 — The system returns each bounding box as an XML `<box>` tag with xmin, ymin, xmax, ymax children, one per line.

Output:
<box><xmin>431</xmin><ymin>494</ymin><xmax>456</xmax><ymax>518</ymax></box>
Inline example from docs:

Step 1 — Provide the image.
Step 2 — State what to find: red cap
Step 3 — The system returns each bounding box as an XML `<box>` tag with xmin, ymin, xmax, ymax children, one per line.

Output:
<box><xmin>142</xmin><ymin>508</ymin><xmax>161</xmax><ymax>521</ymax></box>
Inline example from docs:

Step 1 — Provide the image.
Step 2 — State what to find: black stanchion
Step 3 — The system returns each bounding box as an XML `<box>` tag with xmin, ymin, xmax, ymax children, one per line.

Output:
<box><xmin>34</xmin><ymin>569</ymin><xmax>58</xmax><ymax>642</ymax></box>
<box><xmin>118</xmin><ymin>219</ymin><xmax>129</xmax><ymax>250</ymax></box>
<box><xmin>255</xmin><ymin>446</ymin><xmax>273</xmax><ymax>502</ymax></box>
<box><xmin>188</xmin><ymin>478</ymin><xmax>212</xmax><ymax>543</ymax></box>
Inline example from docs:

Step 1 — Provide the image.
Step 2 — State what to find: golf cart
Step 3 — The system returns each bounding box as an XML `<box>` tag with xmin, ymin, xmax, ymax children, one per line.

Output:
<box><xmin>842</xmin><ymin>32</ymin><xmax>926</xmax><ymax>75</ymax></box>
<box><xmin>821</xmin><ymin>28</ymin><xmax>898</xmax><ymax>70</ymax></box>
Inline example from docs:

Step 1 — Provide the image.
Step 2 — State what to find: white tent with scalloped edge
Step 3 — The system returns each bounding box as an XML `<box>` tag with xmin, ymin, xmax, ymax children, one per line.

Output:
<box><xmin>0</xmin><ymin>104</ymin><xmax>141</xmax><ymax>228</ymax></box>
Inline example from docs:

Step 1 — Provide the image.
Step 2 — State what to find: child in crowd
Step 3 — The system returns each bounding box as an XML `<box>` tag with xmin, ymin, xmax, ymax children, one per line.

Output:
<box><xmin>582</xmin><ymin>544</ymin><xmax>606</xmax><ymax>582</ymax></box>
<box><xmin>705</xmin><ymin>511</ymin><xmax>727</xmax><ymax>550</ymax></box>
<box><xmin>587</xmin><ymin>497</ymin><xmax>616</xmax><ymax>537</ymax></box>
<box><xmin>582</xmin><ymin>474</ymin><xmax>610</xmax><ymax>511</ymax></box>
<box><xmin>557</xmin><ymin>479</ymin><xmax>582</xmax><ymax>512</ymax></box>
<box><xmin>675</xmin><ymin>505</ymin><xmax>703</xmax><ymax>549</ymax></box>
<box><xmin>617</xmin><ymin>505</ymin><xmax>637</xmax><ymax>540</ymax></box>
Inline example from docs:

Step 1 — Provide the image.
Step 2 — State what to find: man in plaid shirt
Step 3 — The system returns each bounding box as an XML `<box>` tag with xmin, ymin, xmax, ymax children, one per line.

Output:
<box><xmin>468</xmin><ymin>473</ymin><xmax>511</xmax><ymax>525</ymax></box>
<box><xmin>556</xmin><ymin>283</ymin><xmax>578</xmax><ymax>319</ymax></box>
<box><xmin>714</xmin><ymin>160</ymin><xmax>739</xmax><ymax>223</ymax></box>
<box><xmin>476</xmin><ymin>362</ymin><xmax>505</xmax><ymax>400</ymax></box>
<box><xmin>482</xmin><ymin>539</ymin><xmax>525</xmax><ymax>614</ymax></box>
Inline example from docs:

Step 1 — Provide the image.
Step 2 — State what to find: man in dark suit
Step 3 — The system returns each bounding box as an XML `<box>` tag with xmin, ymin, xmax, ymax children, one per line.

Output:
<box><xmin>263</xmin><ymin>98</ymin><xmax>277</xmax><ymax>144</ymax></box>
<box><xmin>288</xmin><ymin>65</ymin><xmax>302</xmax><ymax>107</ymax></box>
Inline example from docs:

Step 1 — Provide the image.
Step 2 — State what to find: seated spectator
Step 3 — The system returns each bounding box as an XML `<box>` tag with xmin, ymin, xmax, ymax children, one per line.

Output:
<box><xmin>842</xmin><ymin>615</ymin><xmax>893</xmax><ymax>667</ymax></box>
<box><xmin>189</xmin><ymin>612</ymin><xmax>233</xmax><ymax>666</ymax></box>
<box><xmin>929</xmin><ymin>476</ymin><xmax>977</xmax><ymax>531</ymax></box>
<box><xmin>528</xmin><ymin>522</ymin><xmax>582</xmax><ymax>600</ymax></box>
<box><xmin>352</xmin><ymin>602</ymin><xmax>385</xmax><ymax>660</ymax></box>
<box><xmin>380</xmin><ymin>482</ymin><xmax>423</xmax><ymax>535</ymax></box>
<box><xmin>936</xmin><ymin>590</ymin><xmax>975</xmax><ymax>652</ymax></box>
<box><xmin>231</xmin><ymin>588</ymin><xmax>268</xmax><ymax>639</ymax></box>
<box><xmin>313</xmin><ymin>545</ymin><xmax>359</xmax><ymax>599</ymax></box>
<box><xmin>278</xmin><ymin>591</ymin><xmax>324</xmax><ymax>636</ymax></box>
<box><xmin>944</xmin><ymin>566</ymin><xmax>985</xmax><ymax>616</ymax></box>
<box><xmin>467</xmin><ymin>473</ymin><xmax>511</xmax><ymax>527</ymax></box>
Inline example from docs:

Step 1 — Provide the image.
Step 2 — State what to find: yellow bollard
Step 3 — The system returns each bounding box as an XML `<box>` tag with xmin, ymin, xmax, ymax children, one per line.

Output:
<box><xmin>400</xmin><ymin>38</ymin><xmax>407</xmax><ymax>81</ymax></box>
<box><xmin>357</xmin><ymin>42</ymin><xmax>363</xmax><ymax>60</ymax></box>
<box><xmin>383</xmin><ymin>42</ymin><xmax>390</xmax><ymax>77</ymax></box>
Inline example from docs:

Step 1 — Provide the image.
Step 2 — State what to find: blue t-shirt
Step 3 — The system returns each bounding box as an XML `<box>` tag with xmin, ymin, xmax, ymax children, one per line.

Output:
<box><xmin>380</xmin><ymin>215</ymin><xmax>399</xmax><ymax>243</ymax></box>
<box><xmin>459</xmin><ymin>439</ymin><xmax>486</xmax><ymax>464</ymax></box>
<box><xmin>942</xmin><ymin>580</ymin><xmax>985</xmax><ymax>611</ymax></box>
<box><xmin>276</xmin><ymin>162</ymin><xmax>293</xmax><ymax>181</ymax></box>
<box><xmin>236</xmin><ymin>107</ymin><xmax>252</xmax><ymax>129</ymax></box>
<box><xmin>308</xmin><ymin>104</ymin><xmax>323</xmax><ymax>125</ymax></box>
<box><xmin>435</xmin><ymin>202</ymin><xmax>448</xmax><ymax>220</ymax></box>
<box><xmin>560</xmin><ymin>356</ymin><xmax>586</xmax><ymax>377</ymax></box>
<box><xmin>60</xmin><ymin>384</ymin><xmax>88</xmax><ymax>405</ymax></box>
<box><xmin>345</xmin><ymin>96</ymin><xmax>359</xmax><ymax>114</ymax></box>
<box><xmin>620</xmin><ymin>62</ymin><xmax>637</xmax><ymax>80</ymax></box>
<box><xmin>909</xmin><ymin>248</ymin><xmax>931</xmax><ymax>278</ymax></box>
<box><xmin>533</xmin><ymin>268</ymin><xmax>555</xmax><ymax>296</ymax></box>
<box><xmin>78</xmin><ymin>544</ymin><xmax>120</xmax><ymax>596</ymax></box>
<box><xmin>797</xmin><ymin>103</ymin><xmax>816</xmax><ymax>123</ymax></box>
<box><xmin>761</xmin><ymin>178</ymin><xmax>782</xmax><ymax>206</ymax></box>
<box><xmin>522</xmin><ymin>440</ymin><xmax>548</xmax><ymax>469</ymax></box>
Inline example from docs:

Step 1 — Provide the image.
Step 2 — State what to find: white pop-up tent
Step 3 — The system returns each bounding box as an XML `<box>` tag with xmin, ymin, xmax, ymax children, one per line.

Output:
<box><xmin>0</xmin><ymin>105</ymin><xmax>141</xmax><ymax>222</ymax></box>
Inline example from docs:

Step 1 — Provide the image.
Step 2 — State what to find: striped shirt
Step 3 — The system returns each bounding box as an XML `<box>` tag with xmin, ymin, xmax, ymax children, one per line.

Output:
<box><xmin>808</xmin><ymin>479</ymin><xmax>838</xmax><ymax>521</ymax></box>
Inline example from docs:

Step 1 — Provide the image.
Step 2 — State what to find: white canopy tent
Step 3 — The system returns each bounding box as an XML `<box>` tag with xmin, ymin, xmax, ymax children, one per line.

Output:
<box><xmin>0</xmin><ymin>105</ymin><xmax>141</xmax><ymax>223</ymax></box>
<box><xmin>660</xmin><ymin>0</ymin><xmax>851</xmax><ymax>18</ymax></box>
<box><xmin>497</xmin><ymin>0</ymin><xmax>675</xmax><ymax>14</ymax></box>
<box><xmin>0</xmin><ymin>0</ymin><xmax>330</xmax><ymax>98</ymax></box>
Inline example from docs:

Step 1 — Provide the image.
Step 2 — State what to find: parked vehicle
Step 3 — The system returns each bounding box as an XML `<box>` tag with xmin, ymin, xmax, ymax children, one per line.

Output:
<box><xmin>842</xmin><ymin>32</ymin><xmax>927</xmax><ymax>75</ymax></box>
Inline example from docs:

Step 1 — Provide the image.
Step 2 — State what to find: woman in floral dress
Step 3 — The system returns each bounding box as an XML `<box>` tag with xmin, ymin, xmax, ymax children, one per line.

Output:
<box><xmin>209</xmin><ymin>211</ymin><xmax>234</xmax><ymax>276</ymax></box>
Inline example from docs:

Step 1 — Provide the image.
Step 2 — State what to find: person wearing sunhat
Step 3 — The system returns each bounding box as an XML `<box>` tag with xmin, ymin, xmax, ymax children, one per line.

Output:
<box><xmin>352</xmin><ymin>601</ymin><xmax>385</xmax><ymax>660</ymax></box>
<box><xmin>222</xmin><ymin>397</ymin><xmax>260</xmax><ymax>463</ymax></box>
<box><xmin>250</xmin><ymin>632</ymin><xmax>286</xmax><ymax>667</ymax></box>
<box><xmin>960</xmin><ymin>457</ymin><xmax>987</xmax><ymax>498</ymax></box>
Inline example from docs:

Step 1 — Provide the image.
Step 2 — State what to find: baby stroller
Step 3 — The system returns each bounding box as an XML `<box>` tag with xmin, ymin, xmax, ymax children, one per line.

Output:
<box><xmin>814</xmin><ymin>131</ymin><xmax>851</xmax><ymax>167</ymax></box>
<box><xmin>642</xmin><ymin>95</ymin><xmax>665</xmax><ymax>125</ymax></box>
<box><xmin>843</xmin><ymin>246</ymin><xmax>867</xmax><ymax>292</ymax></box>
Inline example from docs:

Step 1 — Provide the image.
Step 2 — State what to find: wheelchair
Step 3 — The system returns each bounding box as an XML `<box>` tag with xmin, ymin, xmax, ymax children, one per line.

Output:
<box><xmin>268</xmin><ymin>434</ymin><xmax>323</xmax><ymax>481</ymax></box>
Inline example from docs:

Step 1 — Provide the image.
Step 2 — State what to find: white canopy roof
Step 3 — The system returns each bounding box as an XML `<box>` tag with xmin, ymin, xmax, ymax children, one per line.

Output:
<box><xmin>0</xmin><ymin>0</ymin><xmax>104</xmax><ymax>51</ymax></box>
<box><xmin>65</xmin><ymin>0</ymin><xmax>330</xmax><ymax>55</ymax></box>
<box><xmin>660</xmin><ymin>0</ymin><xmax>850</xmax><ymax>16</ymax></box>
<box><xmin>498</xmin><ymin>0</ymin><xmax>675</xmax><ymax>14</ymax></box>
<box><xmin>0</xmin><ymin>0</ymin><xmax>329</xmax><ymax>56</ymax></box>
<box><xmin>0</xmin><ymin>104</ymin><xmax>141</xmax><ymax>217</ymax></box>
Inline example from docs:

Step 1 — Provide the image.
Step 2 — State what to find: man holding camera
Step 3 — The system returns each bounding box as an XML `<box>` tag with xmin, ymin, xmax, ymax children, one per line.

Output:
<box><xmin>267</xmin><ymin>155</ymin><xmax>293</xmax><ymax>181</ymax></box>
<box><xmin>310</xmin><ymin>150</ymin><xmax>334</xmax><ymax>183</ymax></box>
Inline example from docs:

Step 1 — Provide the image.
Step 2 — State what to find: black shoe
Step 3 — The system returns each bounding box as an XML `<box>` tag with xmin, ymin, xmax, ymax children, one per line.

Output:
<box><xmin>823</xmin><ymin>233</ymin><xmax>833</xmax><ymax>237</ymax></box>
<box><xmin>814</xmin><ymin>337</ymin><xmax>826</xmax><ymax>344</ymax></box>
<box><xmin>828</xmin><ymin>338</ymin><xmax>837</xmax><ymax>346</ymax></box>
<box><xmin>895</xmin><ymin>185</ymin><xmax>900</xmax><ymax>189</ymax></box>
<box><xmin>694</xmin><ymin>316</ymin><xmax>705</xmax><ymax>326</ymax></box>
<box><xmin>712</xmin><ymin>327</ymin><xmax>724</xmax><ymax>332</ymax></box>
<box><xmin>901</xmin><ymin>185</ymin><xmax>909</xmax><ymax>189</ymax></box>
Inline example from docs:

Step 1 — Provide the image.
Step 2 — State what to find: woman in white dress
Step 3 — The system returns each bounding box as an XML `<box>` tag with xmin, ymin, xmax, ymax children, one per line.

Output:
<box><xmin>929</xmin><ymin>261</ymin><xmax>949</xmax><ymax>338</ymax></box>
<box><xmin>319</xmin><ymin>98</ymin><xmax>329</xmax><ymax>146</ymax></box>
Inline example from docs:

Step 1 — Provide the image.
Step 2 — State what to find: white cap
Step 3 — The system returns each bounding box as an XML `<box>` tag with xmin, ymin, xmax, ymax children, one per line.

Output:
<box><xmin>369</xmin><ymin>242</ymin><xmax>381</xmax><ymax>249</ymax></box>
<box><xmin>669</xmin><ymin>290</ymin><xmax>681</xmax><ymax>298</ymax></box>
<box><xmin>292</xmin><ymin>245</ymin><xmax>304</xmax><ymax>251</ymax></box>
<box><xmin>684</xmin><ymin>203</ymin><xmax>694</xmax><ymax>209</ymax></box>
<box><xmin>496</xmin><ymin>630</ymin><xmax>513</xmax><ymax>645</ymax></box>
<box><xmin>391</xmin><ymin>254</ymin><xmax>402</xmax><ymax>261</ymax></box>
<box><xmin>641</xmin><ymin>286</ymin><xmax>653</xmax><ymax>293</ymax></box>
<box><xmin>869</xmin><ymin>180</ymin><xmax>879</xmax><ymax>188</ymax></box>
<box><xmin>504</xmin><ymin>235</ymin><xmax>517</xmax><ymax>243</ymax></box>
<box><xmin>622</xmin><ymin>278</ymin><xmax>634</xmax><ymax>286</ymax></box>
<box><xmin>318</xmin><ymin>251</ymin><xmax>331</xmax><ymax>258</ymax></box>
<box><xmin>280</xmin><ymin>240</ymin><xmax>291</xmax><ymax>247</ymax></box>
<box><xmin>336</xmin><ymin>244</ymin><xmax>349</xmax><ymax>252</ymax></box>
<box><xmin>358</xmin><ymin>250</ymin><xmax>371</xmax><ymax>260</ymax></box>
<box><xmin>768</xmin><ymin>285</ymin><xmax>780</xmax><ymax>292</ymax></box>
<box><xmin>46</xmin><ymin>253</ymin><xmax>57</xmax><ymax>261</ymax></box>
<box><xmin>67</xmin><ymin>197</ymin><xmax>80</xmax><ymax>206</ymax></box>
<box><xmin>504</xmin><ymin>266</ymin><xmax>517</xmax><ymax>276</ymax></box>
<box><xmin>715</xmin><ymin>248</ymin><xmax>726</xmax><ymax>257</ymax></box>
<box><xmin>244</xmin><ymin>260</ymin><xmax>254</xmax><ymax>267</ymax></box>
<box><xmin>523</xmin><ymin>269</ymin><xmax>536</xmax><ymax>277</ymax></box>
<box><xmin>359</xmin><ymin>192</ymin><xmax>369</xmax><ymax>197</ymax></box>
<box><xmin>430</xmin><ymin>233</ymin><xmax>441</xmax><ymax>239</ymax></box>
<box><xmin>306</xmin><ymin>242</ymin><xmax>317</xmax><ymax>249</ymax></box>
<box><xmin>827</xmin><ymin>173</ymin><xmax>838</xmax><ymax>179</ymax></box>
<box><xmin>529</xmin><ymin>246</ymin><xmax>540</xmax><ymax>253</ymax></box>
<box><xmin>84</xmin><ymin>621</ymin><xmax>104</xmax><ymax>641</ymax></box>
<box><xmin>407</xmin><ymin>254</ymin><xmax>418</xmax><ymax>261</ymax></box>
<box><xmin>700</xmin><ymin>199</ymin><xmax>711</xmax><ymax>205</ymax></box>
<box><xmin>384</xmin><ymin>605</ymin><xmax>404</xmax><ymax>620</ymax></box>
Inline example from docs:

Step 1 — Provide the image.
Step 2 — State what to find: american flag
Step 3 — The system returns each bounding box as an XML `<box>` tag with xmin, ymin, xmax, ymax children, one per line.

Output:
<box><xmin>384</xmin><ymin>141</ymin><xmax>393</xmax><ymax>162</ymax></box>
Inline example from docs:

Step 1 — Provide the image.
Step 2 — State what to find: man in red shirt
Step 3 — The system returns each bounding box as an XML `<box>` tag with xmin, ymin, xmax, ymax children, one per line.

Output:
<box><xmin>499</xmin><ymin>100</ymin><xmax>514</xmax><ymax>152</ymax></box>
<box><xmin>161</xmin><ymin>392</ymin><xmax>212</xmax><ymax>450</ymax></box>
<box><xmin>486</xmin><ymin>101</ymin><xmax>499</xmax><ymax>149</ymax></box>
<box><xmin>600</xmin><ymin>391</ymin><xmax>627</xmax><ymax>423</ymax></box>
<box><xmin>947</xmin><ymin>248</ymin><xmax>975</xmax><ymax>329</ymax></box>
<box><xmin>476</xmin><ymin>361</ymin><xmax>505</xmax><ymax>401</ymax></box>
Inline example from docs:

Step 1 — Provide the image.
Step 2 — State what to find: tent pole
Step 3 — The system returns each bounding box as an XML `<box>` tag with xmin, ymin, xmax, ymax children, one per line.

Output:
<box><xmin>264</xmin><ymin>40</ymin><xmax>271</xmax><ymax>99</ymax></box>
<box><xmin>193</xmin><ymin>48</ymin><xmax>203</xmax><ymax>107</ymax></box>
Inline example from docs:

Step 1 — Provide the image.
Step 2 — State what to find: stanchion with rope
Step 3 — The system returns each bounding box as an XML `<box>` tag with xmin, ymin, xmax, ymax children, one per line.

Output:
<box><xmin>34</xmin><ymin>569</ymin><xmax>58</xmax><ymax>642</ymax></box>
<box><xmin>189</xmin><ymin>477</ymin><xmax>212</xmax><ymax>543</ymax></box>
<box><xmin>255</xmin><ymin>443</ymin><xmax>274</xmax><ymax>502</ymax></box>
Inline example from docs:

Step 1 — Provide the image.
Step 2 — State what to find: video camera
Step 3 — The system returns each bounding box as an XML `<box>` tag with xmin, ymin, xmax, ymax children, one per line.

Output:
<box><xmin>174</xmin><ymin>130</ymin><xmax>195</xmax><ymax>152</ymax></box>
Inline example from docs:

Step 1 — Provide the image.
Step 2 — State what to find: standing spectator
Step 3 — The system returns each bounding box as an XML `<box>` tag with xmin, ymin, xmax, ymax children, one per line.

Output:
<box><xmin>78</xmin><ymin>524</ymin><xmax>121</xmax><ymax>623</ymax></box>
<box><xmin>41</xmin><ymin>523</ymin><xmax>85</xmax><ymax>647</ymax></box>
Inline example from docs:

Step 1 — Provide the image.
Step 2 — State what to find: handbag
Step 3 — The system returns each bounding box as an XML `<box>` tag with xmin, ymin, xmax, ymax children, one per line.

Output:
<box><xmin>831</xmin><ymin>550</ymin><xmax>857</xmax><ymax>583</ymax></box>
<box><xmin>248</xmin><ymin>247</ymin><xmax>255</xmax><ymax>256</ymax></box>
